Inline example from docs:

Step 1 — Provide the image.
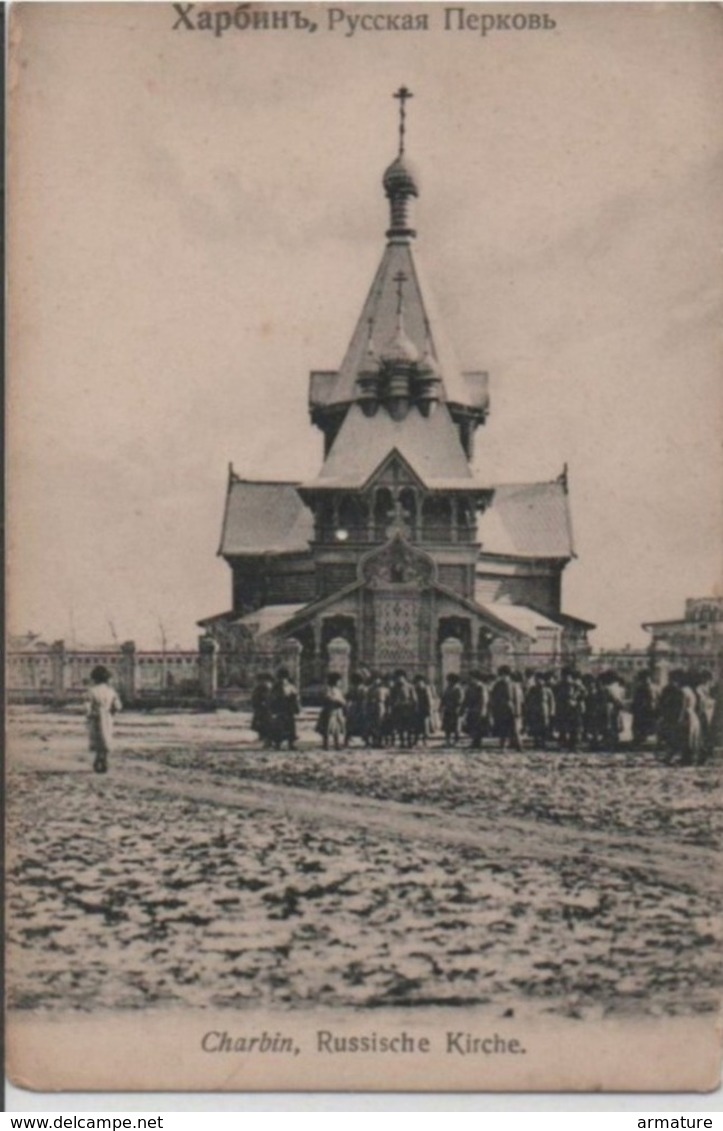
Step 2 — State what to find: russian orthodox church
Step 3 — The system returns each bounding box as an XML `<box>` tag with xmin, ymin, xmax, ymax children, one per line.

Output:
<box><xmin>200</xmin><ymin>90</ymin><xmax>593</xmax><ymax>692</ymax></box>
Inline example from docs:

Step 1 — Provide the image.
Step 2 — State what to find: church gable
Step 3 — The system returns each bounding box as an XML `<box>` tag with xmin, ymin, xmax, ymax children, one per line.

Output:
<box><xmin>360</xmin><ymin>535</ymin><xmax>437</xmax><ymax>588</ymax></box>
<box><xmin>304</xmin><ymin>402</ymin><xmax>475</xmax><ymax>491</ymax></box>
<box><xmin>363</xmin><ymin>449</ymin><xmax>426</xmax><ymax>493</ymax></box>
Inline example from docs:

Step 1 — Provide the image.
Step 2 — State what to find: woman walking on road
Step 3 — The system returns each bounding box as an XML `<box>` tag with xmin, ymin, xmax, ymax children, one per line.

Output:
<box><xmin>86</xmin><ymin>665</ymin><xmax>122</xmax><ymax>774</ymax></box>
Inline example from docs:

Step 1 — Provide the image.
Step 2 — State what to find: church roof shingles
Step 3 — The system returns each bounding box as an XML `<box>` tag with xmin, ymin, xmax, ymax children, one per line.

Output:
<box><xmin>477</xmin><ymin>480</ymin><xmax>574</xmax><ymax>560</ymax></box>
<box><xmin>219</xmin><ymin>475</ymin><xmax>573</xmax><ymax>561</ymax></box>
<box><xmin>219</xmin><ymin>479</ymin><xmax>314</xmax><ymax>556</ymax></box>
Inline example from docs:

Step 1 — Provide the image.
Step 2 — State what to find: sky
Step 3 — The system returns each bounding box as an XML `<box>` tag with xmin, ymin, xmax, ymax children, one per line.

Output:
<box><xmin>8</xmin><ymin>1</ymin><xmax>723</xmax><ymax>649</ymax></box>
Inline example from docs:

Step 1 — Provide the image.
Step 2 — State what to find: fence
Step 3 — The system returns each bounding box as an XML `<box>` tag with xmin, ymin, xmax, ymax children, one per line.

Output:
<box><xmin>7</xmin><ymin>639</ymin><xmax>721</xmax><ymax>709</ymax></box>
<box><xmin>7</xmin><ymin>642</ymin><xmax>201</xmax><ymax>706</ymax></box>
<box><xmin>6</xmin><ymin>637</ymin><xmax>302</xmax><ymax>708</ymax></box>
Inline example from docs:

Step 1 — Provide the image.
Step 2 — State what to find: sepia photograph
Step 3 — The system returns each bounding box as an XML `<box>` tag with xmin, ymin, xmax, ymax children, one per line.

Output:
<box><xmin>6</xmin><ymin>0</ymin><xmax>723</xmax><ymax>1095</ymax></box>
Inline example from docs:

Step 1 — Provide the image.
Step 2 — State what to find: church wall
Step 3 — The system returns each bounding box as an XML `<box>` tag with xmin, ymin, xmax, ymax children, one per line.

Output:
<box><xmin>437</xmin><ymin>562</ymin><xmax>474</xmax><ymax>599</ymax></box>
<box><xmin>231</xmin><ymin>559</ymin><xmax>267</xmax><ymax>614</ymax></box>
<box><xmin>266</xmin><ymin>569</ymin><xmax>317</xmax><ymax>605</ymax></box>
<box><xmin>230</xmin><ymin>553</ymin><xmax>315</xmax><ymax>612</ymax></box>
<box><xmin>316</xmin><ymin>561</ymin><xmax>358</xmax><ymax>598</ymax></box>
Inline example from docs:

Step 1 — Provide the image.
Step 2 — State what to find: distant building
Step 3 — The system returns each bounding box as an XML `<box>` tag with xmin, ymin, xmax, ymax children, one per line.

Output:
<box><xmin>200</xmin><ymin>91</ymin><xmax>594</xmax><ymax>690</ymax></box>
<box><xmin>643</xmin><ymin>597</ymin><xmax>723</xmax><ymax>672</ymax></box>
<box><xmin>590</xmin><ymin>646</ymin><xmax>650</xmax><ymax>680</ymax></box>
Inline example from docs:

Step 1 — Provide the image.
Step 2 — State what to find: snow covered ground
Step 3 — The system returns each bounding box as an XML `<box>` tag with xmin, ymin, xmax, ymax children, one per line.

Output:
<box><xmin>6</xmin><ymin>706</ymin><xmax>721</xmax><ymax>1020</ymax></box>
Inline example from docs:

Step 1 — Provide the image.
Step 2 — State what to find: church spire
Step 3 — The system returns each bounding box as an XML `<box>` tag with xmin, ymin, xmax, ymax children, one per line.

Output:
<box><xmin>383</xmin><ymin>86</ymin><xmax>419</xmax><ymax>241</ymax></box>
<box><xmin>309</xmin><ymin>89</ymin><xmax>490</xmax><ymax>448</ymax></box>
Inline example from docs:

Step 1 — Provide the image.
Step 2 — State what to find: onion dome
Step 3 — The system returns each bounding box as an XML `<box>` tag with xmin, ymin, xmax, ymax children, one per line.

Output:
<box><xmin>416</xmin><ymin>325</ymin><xmax>442</xmax><ymax>416</ymax></box>
<box><xmin>418</xmin><ymin>328</ymin><xmax>441</xmax><ymax>381</ymax></box>
<box><xmin>359</xmin><ymin>319</ymin><xmax>380</xmax><ymax>377</ymax></box>
<box><xmin>381</xmin><ymin>269</ymin><xmax>419</xmax><ymax>367</ymax></box>
<box><xmin>381</xmin><ymin>325</ymin><xmax>419</xmax><ymax>367</ymax></box>
<box><xmin>357</xmin><ymin>320</ymin><xmax>382</xmax><ymax>415</ymax></box>
<box><xmin>382</xmin><ymin>154</ymin><xmax>419</xmax><ymax>199</ymax></box>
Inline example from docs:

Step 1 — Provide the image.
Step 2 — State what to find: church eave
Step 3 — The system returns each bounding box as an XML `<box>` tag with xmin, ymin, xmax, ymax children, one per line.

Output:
<box><xmin>434</xmin><ymin>584</ymin><xmax>533</xmax><ymax>641</ymax></box>
<box><xmin>267</xmin><ymin>580</ymin><xmax>365</xmax><ymax>635</ymax></box>
<box><xmin>477</xmin><ymin>552</ymin><xmax>573</xmax><ymax>567</ymax></box>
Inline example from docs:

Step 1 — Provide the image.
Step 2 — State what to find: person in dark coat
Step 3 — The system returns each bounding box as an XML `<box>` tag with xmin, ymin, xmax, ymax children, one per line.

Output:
<box><xmin>631</xmin><ymin>671</ymin><xmax>659</xmax><ymax>749</ymax></box>
<box><xmin>380</xmin><ymin>675</ymin><xmax>395</xmax><ymax>747</ymax></box>
<box><xmin>250</xmin><ymin>672</ymin><xmax>274</xmax><ymax>747</ymax></box>
<box><xmin>345</xmin><ymin>671</ymin><xmax>369</xmax><ymax>747</ymax></box>
<box><xmin>270</xmin><ymin>667</ymin><xmax>300</xmax><ymax>750</ymax></box>
<box><xmin>462</xmin><ymin>670</ymin><xmax>488</xmax><ymax>750</ymax></box>
<box><xmin>657</xmin><ymin>670</ymin><xmax>685</xmax><ymax>758</ymax></box>
<box><xmin>490</xmin><ymin>666</ymin><xmax>522</xmax><ymax>752</ymax></box>
<box><xmin>524</xmin><ymin>671</ymin><xmax>555</xmax><ymax>750</ymax></box>
<box><xmin>366</xmin><ymin>674</ymin><xmax>390</xmax><ymax>748</ymax></box>
<box><xmin>413</xmin><ymin>675</ymin><xmax>433</xmax><ymax>745</ymax></box>
<box><xmin>556</xmin><ymin>667</ymin><xmax>584</xmax><ymax>752</ymax></box>
<box><xmin>390</xmin><ymin>670</ymin><xmax>417</xmax><ymax>747</ymax></box>
<box><xmin>580</xmin><ymin>674</ymin><xmax>598</xmax><ymax>748</ymax></box>
<box><xmin>440</xmin><ymin>672</ymin><xmax>464</xmax><ymax>745</ymax></box>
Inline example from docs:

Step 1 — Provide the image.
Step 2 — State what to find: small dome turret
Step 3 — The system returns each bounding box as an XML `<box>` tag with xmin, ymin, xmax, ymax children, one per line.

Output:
<box><xmin>418</xmin><ymin>321</ymin><xmax>441</xmax><ymax>381</ymax></box>
<box><xmin>380</xmin><ymin>322</ymin><xmax>419</xmax><ymax>367</ymax></box>
<box><xmin>383</xmin><ymin>154</ymin><xmax>420</xmax><ymax>200</ymax></box>
<box><xmin>380</xmin><ymin>269</ymin><xmax>419</xmax><ymax>368</ymax></box>
<box><xmin>357</xmin><ymin>319</ymin><xmax>382</xmax><ymax>416</ymax></box>
<box><xmin>416</xmin><ymin>320</ymin><xmax>442</xmax><ymax>416</ymax></box>
<box><xmin>384</xmin><ymin>86</ymin><xmax>418</xmax><ymax>240</ymax></box>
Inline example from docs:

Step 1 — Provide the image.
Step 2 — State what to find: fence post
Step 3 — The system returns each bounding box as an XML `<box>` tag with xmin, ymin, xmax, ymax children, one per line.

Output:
<box><xmin>119</xmin><ymin>641</ymin><xmax>137</xmax><ymax>704</ymax></box>
<box><xmin>50</xmin><ymin>640</ymin><xmax>66</xmax><ymax>705</ymax></box>
<box><xmin>199</xmin><ymin>636</ymin><xmax>219</xmax><ymax>701</ymax></box>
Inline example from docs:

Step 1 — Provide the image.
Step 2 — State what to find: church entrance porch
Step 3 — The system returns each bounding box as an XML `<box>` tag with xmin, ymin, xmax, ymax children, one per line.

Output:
<box><xmin>262</xmin><ymin>536</ymin><xmax>533</xmax><ymax>697</ymax></box>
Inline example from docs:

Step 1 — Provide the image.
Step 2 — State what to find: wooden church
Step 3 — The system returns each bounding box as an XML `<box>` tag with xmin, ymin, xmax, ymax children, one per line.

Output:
<box><xmin>199</xmin><ymin>90</ymin><xmax>593</xmax><ymax>692</ymax></box>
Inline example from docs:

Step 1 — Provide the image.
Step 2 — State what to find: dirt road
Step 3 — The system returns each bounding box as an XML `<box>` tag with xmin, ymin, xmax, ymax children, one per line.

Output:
<box><xmin>6</xmin><ymin>707</ymin><xmax>722</xmax><ymax>1018</ymax></box>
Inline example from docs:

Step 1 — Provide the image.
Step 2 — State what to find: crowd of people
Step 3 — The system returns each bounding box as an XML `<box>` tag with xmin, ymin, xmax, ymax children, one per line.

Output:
<box><xmin>251</xmin><ymin>664</ymin><xmax>720</xmax><ymax>763</ymax></box>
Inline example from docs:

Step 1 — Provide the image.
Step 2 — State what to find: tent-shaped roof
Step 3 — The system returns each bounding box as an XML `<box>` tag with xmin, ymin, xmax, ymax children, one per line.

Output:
<box><xmin>477</xmin><ymin>480</ymin><xmax>574</xmax><ymax>560</ymax></box>
<box><xmin>315</xmin><ymin>240</ymin><xmax>487</xmax><ymax>413</ymax></box>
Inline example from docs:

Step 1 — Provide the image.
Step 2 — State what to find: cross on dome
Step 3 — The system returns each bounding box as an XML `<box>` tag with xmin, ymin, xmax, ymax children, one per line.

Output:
<box><xmin>393</xmin><ymin>86</ymin><xmax>414</xmax><ymax>155</ymax></box>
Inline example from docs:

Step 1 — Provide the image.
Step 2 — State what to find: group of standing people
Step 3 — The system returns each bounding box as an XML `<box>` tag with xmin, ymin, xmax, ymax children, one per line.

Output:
<box><xmin>249</xmin><ymin>668</ymin><xmax>301</xmax><ymax>750</ymax></box>
<box><xmin>310</xmin><ymin>664</ymin><xmax>633</xmax><ymax>754</ymax></box>
<box><xmin>317</xmin><ymin>669</ymin><xmax>435</xmax><ymax>750</ymax></box>
<box><xmin>436</xmin><ymin>666</ymin><xmax>631</xmax><ymax>754</ymax></box>
<box><xmin>274</xmin><ymin>663</ymin><xmax>719</xmax><ymax>759</ymax></box>
<box><xmin>647</xmin><ymin>667</ymin><xmax>718</xmax><ymax>765</ymax></box>
<box><xmin>80</xmin><ymin>660</ymin><xmax>718</xmax><ymax>772</ymax></box>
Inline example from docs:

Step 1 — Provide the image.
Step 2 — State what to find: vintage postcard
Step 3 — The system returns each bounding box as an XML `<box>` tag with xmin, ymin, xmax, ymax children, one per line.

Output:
<box><xmin>6</xmin><ymin>0</ymin><xmax>723</xmax><ymax>1094</ymax></box>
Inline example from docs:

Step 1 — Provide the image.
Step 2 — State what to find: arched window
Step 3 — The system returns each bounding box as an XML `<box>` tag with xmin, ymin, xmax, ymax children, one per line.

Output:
<box><xmin>338</xmin><ymin>495</ymin><xmax>367</xmax><ymax>540</ymax></box>
<box><xmin>399</xmin><ymin>487</ymin><xmax>418</xmax><ymax>539</ymax></box>
<box><xmin>317</xmin><ymin>496</ymin><xmax>335</xmax><ymax>541</ymax></box>
<box><xmin>422</xmin><ymin>496</ymin><xmax>452</xmax><ymax>542</ymax></box>
<box><xmin>374</xmin><ymin>488</ymin><xmax>394</xmax><ymax>540</ymax></box>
